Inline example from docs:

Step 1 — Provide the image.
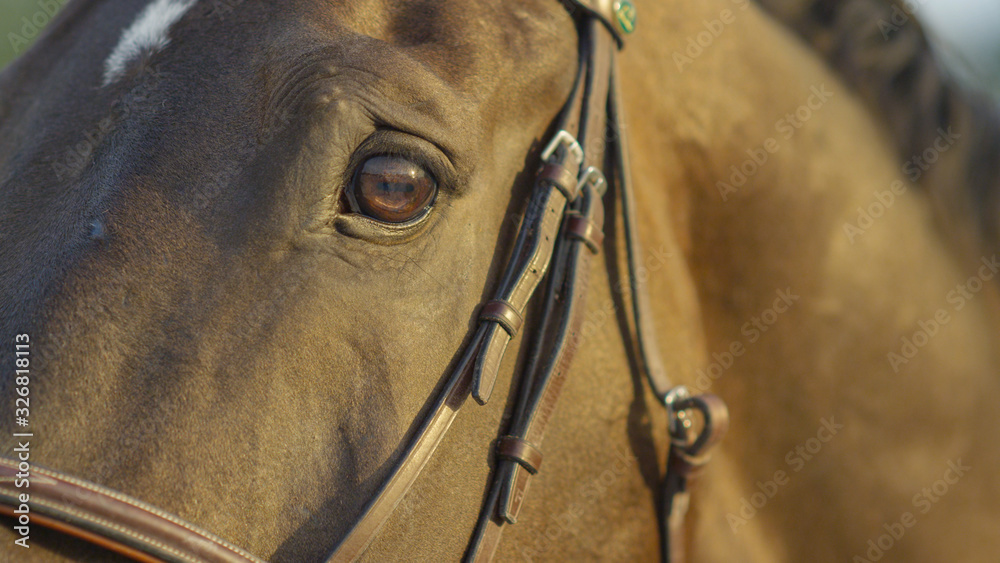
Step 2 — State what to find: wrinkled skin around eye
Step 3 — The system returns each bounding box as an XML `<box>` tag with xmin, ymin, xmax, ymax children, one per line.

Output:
<box><xmin>350</xmin><ymin>156</ymin><xmax>437</xmax><ymax>223</ymax></box>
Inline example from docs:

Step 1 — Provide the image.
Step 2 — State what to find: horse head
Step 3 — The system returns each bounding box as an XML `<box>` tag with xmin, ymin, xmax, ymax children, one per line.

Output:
<box><xmin>0</xmin><ymin>1</ymin><xmax>615</xmax><ymax>559</ymax></box>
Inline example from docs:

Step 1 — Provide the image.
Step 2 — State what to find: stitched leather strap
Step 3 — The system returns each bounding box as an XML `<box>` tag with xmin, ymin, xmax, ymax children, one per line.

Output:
<box><xmin>463</xmin><ymin>15</ymin><xmax>614</xmax><ymax>561</ymax></box>
<box><xmin>0</xmin><ymin>459</ymin><xmax>264</xmax><ymax>563</ymax></box>
<box><xmin>465</xmin><ymin>178</ymin><xmax>606</xmax><ymax>562</ymax></box>
<box><xmin>500</xmin><ymin>181</ymin><xmax>606</xmax><ymax>526</ymax></box>
<box><xmin>500</xmin><ymin>13</ymin><xmax>614</xmax><ymax>526</ymax></box>
<box><xmin>471</xmin><ymin>136</ymin><xmax>585</xmax><ymax>404</ymax></box>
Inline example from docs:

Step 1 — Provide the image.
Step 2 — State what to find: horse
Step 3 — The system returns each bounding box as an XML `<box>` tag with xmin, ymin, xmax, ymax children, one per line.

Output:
<box><xmin>1</xmin><ymin>0</ymin><xmax>999</xmax><ymax>560</ymax></box>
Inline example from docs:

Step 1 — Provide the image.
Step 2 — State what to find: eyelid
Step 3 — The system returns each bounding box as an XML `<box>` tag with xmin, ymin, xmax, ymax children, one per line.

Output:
<box><xmin>343</xmin><ymin>129</ymin><xmax>458</xmax><ymax>199</ymax></box>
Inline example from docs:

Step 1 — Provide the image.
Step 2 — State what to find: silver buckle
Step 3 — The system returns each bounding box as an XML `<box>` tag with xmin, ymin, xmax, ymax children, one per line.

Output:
<box><xmin>664</xmin><ymin>386</ymin><xmax>693</xmax><ymax>445</ymax></box>
<box><xmin>576</xmin><ymin>166</ymin><xmax>607</xmax><ymax>197</ymax></box>
<box><xmin>541</xmin><ymin>130</ymin><xmax>584</xmax><ymax>166</ymax></box>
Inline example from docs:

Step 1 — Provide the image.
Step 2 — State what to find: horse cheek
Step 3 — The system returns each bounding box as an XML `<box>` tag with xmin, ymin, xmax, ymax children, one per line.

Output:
<box><xmin>912</xmin><ymin>492</ymin><xmax>932</xmax><ymax>515</ymax></box>
<box><xmin>785</xmin><ymin>451</ymin><xmax>805</xmax><ymax>473</ymax></box>
<box><xmin>775</xmin><ymin>119</ymin><xmax>795</xmax><ymax>140</ymax></box>
<box><xmin>741</xmin><ymin>322</ymin><xmax>761</xmax><ymax>344</ymax></box>
<box><xmin>946</xmin><ymin>289</ymin><xmax>965</xmax><ymax>311</ymax></box>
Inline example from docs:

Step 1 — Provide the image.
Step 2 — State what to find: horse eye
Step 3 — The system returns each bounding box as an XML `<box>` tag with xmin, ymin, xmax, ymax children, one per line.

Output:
<box><xmin>349</xmin><ymin>156</ymin><xmax>437</xmax><ymax>223</ymax></box>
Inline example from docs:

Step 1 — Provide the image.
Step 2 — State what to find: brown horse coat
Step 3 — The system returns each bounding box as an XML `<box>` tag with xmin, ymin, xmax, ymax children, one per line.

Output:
<box><xmin>1</xmin><ymin>0</ymin><xmax>998</xmax><ymax>561</ymax></box>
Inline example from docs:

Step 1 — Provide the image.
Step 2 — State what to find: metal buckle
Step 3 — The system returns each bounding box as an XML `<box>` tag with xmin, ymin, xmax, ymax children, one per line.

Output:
<box><xmin>664</xmin><ymin>387</ymin><xmax>730</xmax><ymax>465</ymax></box>
<box><xmin>664</xmin><ymin>386</ymin><xmax>693</xmax><ymax>445</ymax></box>
<box><xmin>576</xmin><ymin>166</ymin><xmax>607</xmax><ymax>197</ymax></box>
<box><xmin>541</xmin><ymin>130</ymin><xmax>584</xmax><ymax>167</ymax></box>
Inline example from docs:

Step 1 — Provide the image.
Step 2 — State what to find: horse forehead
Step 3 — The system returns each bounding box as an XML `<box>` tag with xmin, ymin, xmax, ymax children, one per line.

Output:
<box><xmin>98</xmin><ymin>0</ymin><xmax>573</xmax><ymax>137</ymax></box>
<box><xmin>102</xmin><ymin>0</ymin><xmax>199</xmax><ymax>87</ymax></box>
<box><xmin>99</xmin><ymin>0</ymin><xmax>566</xmax><ymax>77</ymax></box>
<box><xmin>264</xmin><ymin>0</ymin><xmax>575</xmax><ymax>94</ymax></box>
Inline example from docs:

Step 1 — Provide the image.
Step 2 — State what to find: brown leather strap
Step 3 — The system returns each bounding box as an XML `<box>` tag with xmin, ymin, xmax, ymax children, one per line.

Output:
<box><xmin>0</xmin><ymin>506</ymin><xmax>166</xmax><ymax>563</ymax></box>
<box><xmin>661</xmin><ymin>394</ymin><xmax>730</xmax><ymax>562</ymax></box>
<box><xmin>606</xmin><ymin>58</ymin><xmax>731</xmax><ymax>562</ymax></box>
<box><xmin>466</xmin><ymin>178</ymin><xmax>606</xmax><ymax>561</ymax></box>
<box><xmin>463</xmin><ymin>13</ymin><xmax>619</xmax><ymax>562</ymax></box>
<box><xmin>479</xmin><ymin>300</ymin><xmax>524</xmax><ymax>337</ymax></box>
<box><xmin>496</xmin><ymin>17</ymin><xmax>615</xmax><ymax>524</ymax></box>
<box><xmin>609</xmin><ymin>57</ymin><xmax>673</xmax><ymax>403</ymax></box>
<box><xmin>467</xmin><ymin>2</ymin><xmax>593</xmax><ymax>407</ymax></box>
<box><xmin>469</xmin><ymin>38</ymin><xmax>592</xmax><ymax>407</ymax></box>
<box><xmin>463</xmin><ymin>17</ymin><xmax>616</xmax><ymax>543</ymax></box>
<box><xmin>471</xmin><ymin>142</ymin><xmax>584</xmax><ymax>404</ymax></box>
<box><xmin>539</xmin><ymin>162</ymin><xmax>582</xmax><ymax>200</ymax></box>
<box><xmin>499</xmin><ymin>183</ymin><xmax>606</xmax><ymax>525</ymax></box>
<box><xmin>567</xmin><ymin>210</ymin><xmax>605</xmax><ymax>252</ymax></box>
<box><xmin>671</xmin><ymin>394</ymin><xmax>730</xmax><ymax>469</ymax></box>
<box><xmin>496</xmin><ymin>437</ymin><xmax>544</xmax><ymax>475</ymax></box>
<box><xmin>0</xmin><ymin>459</ymin><xmax>264</xmax><ymax>563</ymax></box>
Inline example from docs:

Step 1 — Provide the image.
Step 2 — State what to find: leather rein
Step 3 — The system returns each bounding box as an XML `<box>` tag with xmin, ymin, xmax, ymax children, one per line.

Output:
<box><xmin>0</xmin><ymin>2</ymin><xmax>728</xmax><ymax>561</ymax></box>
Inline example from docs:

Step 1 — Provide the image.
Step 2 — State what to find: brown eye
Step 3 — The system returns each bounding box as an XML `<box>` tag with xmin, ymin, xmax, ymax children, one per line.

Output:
<box><xmin>348</xmin><ymin>156</ymin><xmax>437</xmax><ymax>223</ymax></box>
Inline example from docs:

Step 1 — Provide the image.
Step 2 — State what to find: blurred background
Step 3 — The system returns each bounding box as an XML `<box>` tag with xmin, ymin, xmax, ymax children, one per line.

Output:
<box><xmin>0</xmin><ymin>0</ymin><xmax>999</xmax><ymax>94</ymax></box>
<box><xmin>920</xmin><ymin>0</ymin><xmax>1000</xmax><ymax>98</ymax></box>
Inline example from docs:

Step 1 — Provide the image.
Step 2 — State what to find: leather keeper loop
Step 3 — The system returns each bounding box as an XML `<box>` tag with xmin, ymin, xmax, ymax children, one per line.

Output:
<box><xmin>479</xmin><ymin>300</ymin><xmax>524</xmax><ymax>337</ymax></box>
<box><xmin>566</xmin><ymin>214</ymin><xmax>604</xmax><ymax>254</ymax></box>
<box><xmin>539</xmin><ymin>163</ymin><xmax>581</xmax><ymax>201</ymax></box>
<box><xmin>497</xmin><ymin>437</ymin><xmax>543</xmax><ymax>474</ymax></box>
<box><xmin>669</xmin><ymin>448</ymin><xmax>714</xmax><ymax>480</ymax></box>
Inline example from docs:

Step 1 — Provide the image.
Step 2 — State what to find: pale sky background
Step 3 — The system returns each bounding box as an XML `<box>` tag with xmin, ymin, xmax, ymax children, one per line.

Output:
<box><xmin>921</xmin><ymin>0</ymin><xmax>1000</xmax><ymax>95</ymax></box>
<box><xmin>923</xmin><ymin>0</ymin><xmax>1000</xmax><ymax>50</ymax></box>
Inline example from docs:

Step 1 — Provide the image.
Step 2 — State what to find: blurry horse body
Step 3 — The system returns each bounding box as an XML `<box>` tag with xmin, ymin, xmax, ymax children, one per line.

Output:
<box><xmin>1</xmin><ymin>0</ymin><xmax>999</xmax><ymax>561</ymax></box>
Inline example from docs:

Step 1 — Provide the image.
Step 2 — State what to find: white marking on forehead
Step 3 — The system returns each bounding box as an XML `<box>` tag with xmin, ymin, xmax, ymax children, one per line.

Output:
<box><xmin>102</xmin><ymin>0</ymin><xmax>199</xmax><ymax>86</ymax></box>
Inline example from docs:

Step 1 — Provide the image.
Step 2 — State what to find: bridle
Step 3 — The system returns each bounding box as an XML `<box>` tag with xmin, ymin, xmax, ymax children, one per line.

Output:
<box><xmin>0</xmin><ymin>1</ymin><xmax>729</xmax><ymax>561</ymax></box>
